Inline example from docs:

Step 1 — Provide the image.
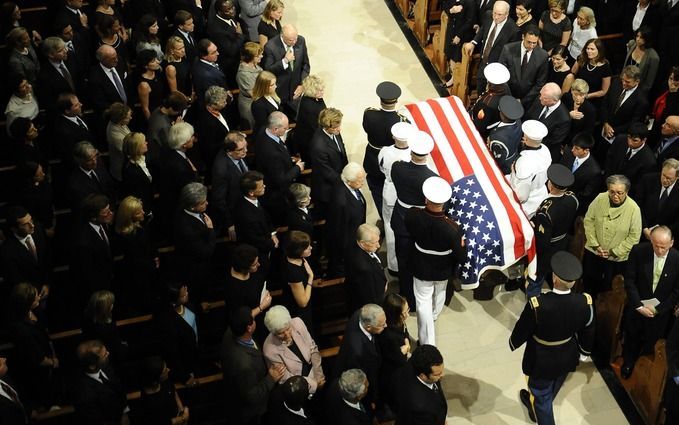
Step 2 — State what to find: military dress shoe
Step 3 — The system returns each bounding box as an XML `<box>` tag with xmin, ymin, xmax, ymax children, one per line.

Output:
<box><xmin>520</xmin><ymin>389</ymin><xmax>537</xmax><ymax>423</ymax></box>
<box><xmin>621</xmin><ymin>364</ymin><xmax>634</xmax><ymax>379</ymax></box>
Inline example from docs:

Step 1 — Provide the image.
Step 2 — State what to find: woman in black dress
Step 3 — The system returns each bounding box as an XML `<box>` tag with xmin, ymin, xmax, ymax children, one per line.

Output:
<box><xmin>293</xmin><ymin>75</ymin><xmax>326</xmax><ymax>161</ymax></box>
<box><xmin>515</xmin><ymin>0</ymin><xmax>537</xmax><ymax>30</ymax></box>
<box><xmin>283</xmin><ymin>231</ymin><xmax>314</xmax><ymax>332</ymax></box>
<box><xmin>251</xmin><ymin>70</ymin><xmax>281</xmax><ymax>134</ymax></box>
<box><xmin>441</xmin><ymin>0</ymin><xmax>475</xmax><ymax>88</ymax></box>
<box><xmin>567</xmin><ymin>38</ymin><xmax>611</xmax><ymax>114</ymax></box>
<box><xmin>122</xmin><ymin>132</ymin><xmax>156</xmax><ymax>212</ymax></box>
<box><xmin>225</xmin><ymin>244</ymin><xmax>272</xmax><ymax>343</ymax></box>
<box><xmin>132</xmin><ymin>356</ymin><xmax>189</xmax><ymax>425</ymax></box>
<box><xmin>17</xmin><ymin>162</ymin><xmax>55</xmax><ymax>235</ymax></box>
<box><xmin>547</xmin><ymin>45</ymin><xmax>572</xmax><ymax>92</ymax></box>
<box><xmin>562</xmin><ymin>78</ymin><xmax>596</xmax><ymax>141</ymax></box>
<box><xmin>164</xmin><ymin>36</ymin><xmax>193</xmax><ymax>100</ymax></box>
<box><xmin>258</xmin><ymin>0</ymin><xmax>284</xmax><ymax>46</ymax></box>
<box><xmin>8</xmin><ymin>117</ymin><xmax>45</xmax><ymax>167</ymax></box>
<box><xmin>96</xmin><ymin>15</ymin><xmax>130</xmax><ymax>69</ymax></box>
<box><xmin>136</xmin><ymin>49</ymin><xmax>167</xmax><ymax>121</ymax></box>
<box><xmin>538</xmin><ymin>0</ymin><xmax>572</xmax><ymax>55</ymax></box>
<box><xmin>82</xmin><ymin>290</ymin><xmax>130</xmax><ymax>366</ymax></box>
<box><xmin>377</xmin><ymin>293</ymin><xmax>412</xmax><ymax>412</ymax></box>
<box><xmin>115</xmin><ymin>196</ymin><xmax>159</xmax><ymax>314</ymax></box>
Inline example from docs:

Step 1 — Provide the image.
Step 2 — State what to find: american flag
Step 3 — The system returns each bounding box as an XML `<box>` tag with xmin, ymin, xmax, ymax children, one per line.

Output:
<box><xmin>403</xmin><ymin>96</ymin><xmax>536</xmax><ymax>289</ymax></box>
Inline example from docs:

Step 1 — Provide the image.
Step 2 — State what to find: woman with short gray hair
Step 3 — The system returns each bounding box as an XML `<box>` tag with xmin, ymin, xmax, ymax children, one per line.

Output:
<box><xmin>286</xmin><ymin>183</ymin><xmax>313</xmax><ymax>236</ymax></box>
<box><xmin>262</xmin><ymin>305</ymin><xmax>325</xmax><ymax>393</ymax></box>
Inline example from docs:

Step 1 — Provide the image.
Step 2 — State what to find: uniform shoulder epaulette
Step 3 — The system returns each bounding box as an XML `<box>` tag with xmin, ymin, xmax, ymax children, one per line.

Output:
<box><xmin>365</xmin><ymin>107</ymin><xmax>379</xmax><ymax>112</ymax></box>
<box><xmin>530</xmin><ymin>296</ymin><xmax>540</xmax><ymax>309</ymax></box>
<box><xmin>565</xmin><ymin>190</ymin><xmax>575</xmax><ymax>196</ymax></box>
<box><xmin>397</xmin><ymin>111</ymin><xmax>409</xmax><ymax>122</ymax></box>
<box><xmin>538</xmin><ymin>199</ymin><xmax>553</xmax><ymax>212</ymax></box>
<box><xmin>583</xmin><ymin>293</ymin><xmax>593</xmax><ymax>305</ymax></box>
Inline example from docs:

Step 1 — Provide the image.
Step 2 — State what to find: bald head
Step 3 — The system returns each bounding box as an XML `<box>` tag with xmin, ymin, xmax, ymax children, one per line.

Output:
<box><xmin>662</xmin><ymin>116</ymin><xmax>679</xmax><ymax>137</ymax></box>
<box><xmin>281</xmin><ymin>24</ymin><xmax>299</xmax><ymax>47</ymax></box>
<box><xmin>96</xmin><ymin>44</ymin><xmax>118</xmax><ymax>68</ymax></box>
<box><xmin>539</xmin><ymin>83</ymin><xmax>561</xmax><ymax>107</ymax></box>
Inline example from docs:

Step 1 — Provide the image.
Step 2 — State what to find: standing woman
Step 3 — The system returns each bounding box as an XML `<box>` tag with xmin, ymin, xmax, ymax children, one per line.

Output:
<box><xmin>377</xmin><ymin>293</ymin><xmax>412</xmax><ymax>412</ymax></box>
<box><xmin>250</xmin><ymin>70</ymin><xmax>281</xmax><ymax>134</ymax></box>
<box><xmin>294</xmin><ymin>75</ymin><xmax>327</xmax><ymax>162</ymax></box>
<box><xmin>236</xmin><ymin>41</ymin><xmax>264</xmax><ymax>130</ymax></box>
<box><xmin>93</xmin><ymin>0</ymin><xmax>127</xmax><ymax>38</ymax></box>
<box><xmin>283</xmin><ymin>231</ymin><xmax>315</xmax><ymax>333</ymax></box>
<box><xmin>539</xmin><ymin>0</ymin><xmax>572</xmax><ymax>55</ymax></box>
<box><xmin>17</xmin><ymin>162</ymin><xmax>55</xmax><ymax>236</ymax></box>
<box><xmin>567</xmin><ymin>6</ymin><xmax>597</xmax><ymax>64</ymax></box>
<box><xmin>135</xmin><ymin>14</ymin><xmax>163</xmax><ymax>59</ymax></box>
<box><xmin>132</xmin><ymin>356</ymin><xmax>190</xmax><ymax>425</ymax></box>
<box><xmin>547</xmin><ymin>45</ymin><xmax>573</xmax><ymax>92</ymax></box>
<box><xmin>258</xmin><ymin>0</ymin><xmax>284</xmax><ymax>47</ymax></box>
<box><xmin>515</xmin><ymin>0</ymin><xmax>537</xmax><ymax>30</ymax></box>
<box><xmin>6</xmin><ymin>27</ymin><xmax>40</xmax><ymax>84</ymax></box>
<box><xmin>441</xmin><ymin>0</ymin><xmax>475</xmax><ymax>89</ymax></box>
<box><xmin>164</xmin><ymin>36</ymin><xmax>193</xmax><ymax>100</ymax></box>
<box><xmin>562</xmin><ymin>78</ymin><xmax>596</xmax><ymax>141</ymax></box>
<box><xmin>624</xmin><ymin>26</ymin><xmax>660</xmax><ymax>94</ymax></box>
<box><xmin>136</xmin><ymin>49</ymin><xmax>166</xmax><ymax>121</ymax></box>
<box><xmin>121</xmin><ymin>132</ymin><xmax>156</xmax><ymax>212</ymax></box>
<box><xmin>105</xmin><ymin>102</ymin><xmax>132</xmax><ymax>182</ymax></box>
<box><xmin>0</xmin><ymin>2</ymin><xmax>41</xmax><ymax>42</ymax></box>
<box><xmin>567</xmin><ymin>38</ymin><xmax>611</xmax><ymax>113</ymax></box>
<box><xmin>4</xmin><ymin>76</ymin><xmax>39</xmax><ymax>135</ymax></box>
<box><xmin>96</xmin><ymin>15</ymin><xmax>130</xmax><ymax>69</ymax></box>
<box><xmin>82</xmin><ymin>290</ymin><xmax>129</xmax><ymax>365</ymax></box>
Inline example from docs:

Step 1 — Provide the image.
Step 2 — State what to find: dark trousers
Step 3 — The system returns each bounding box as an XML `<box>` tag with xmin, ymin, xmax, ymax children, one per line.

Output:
<box><xmin>527</xmin><ymin>374</ymin><xmax>568</xmax><ymax>425</ymax></box>
<box><xmin>622</xmin><ymin>306</ymin><xmax>671</xmax><ymax>366</ymax></box>
<box><xmin>582</xmin><ymin>250</ymin><xmax>626</xmax><ymax>298</ymax></box>
<box><xmin>394</xmin><ymin>233</ymin><xmax>415</xmax><ymax>308</ymax></box>
<box><xmin>366</xmin><ymin>174</ymin><xmax>384</xmax><ymax>216</ymax></box>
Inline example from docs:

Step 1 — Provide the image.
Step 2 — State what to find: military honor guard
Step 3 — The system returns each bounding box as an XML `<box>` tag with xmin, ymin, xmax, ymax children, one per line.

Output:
<box><xmin>379</xmin><ymin>122</ymin><xmax>416</xmax><ymax>274</ymax></box>
<box><xmin>487</xmin><ymin>95</ymin><xmax>524</xmax><ymax>174</ymax></box>
<box><xmin>405</xmin><ymin>177</ymin><xmax>466</xmax><ymax>346</ymax></box>
<box><xmin>510</xmin><ymin>251</ymin><xmax>595</xmax><ymax>425</ymax></box>
<box><xmin>362</xmin><ymin>81</ymin><xmax>408</xmax><ymax>214</ymax></box>
<box><xmin>470</xmin><ymin>62</ymin><xmax>511</xmax><ymax>140</ymax></box>
<box><xmin>528</xmin><ymin>164</ymin><xmax>579</xmax><ymax>297</ymax></box>
<box><xmin>509</xmin><ymin>120</ymin><xmax>552</xmax><ymax>218</ymax></box>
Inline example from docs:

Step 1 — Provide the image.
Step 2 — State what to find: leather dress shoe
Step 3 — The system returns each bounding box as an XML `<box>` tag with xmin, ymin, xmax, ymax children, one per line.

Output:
<box><xmin>621</xmin><ymin>364</ymin><xmax>634</xmax><ymax>379</ymax></box>
<box><xmin>520</xmin><ymin>389</ymin><xmax>537</xmax><ymax>423</ymax></box>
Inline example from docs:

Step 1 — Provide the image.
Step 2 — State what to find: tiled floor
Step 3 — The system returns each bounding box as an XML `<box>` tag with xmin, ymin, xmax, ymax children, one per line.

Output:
<box><xmin>288</xmin><ymin>0</ymin><xmax>630</xmax><ymax>422</ymax></box>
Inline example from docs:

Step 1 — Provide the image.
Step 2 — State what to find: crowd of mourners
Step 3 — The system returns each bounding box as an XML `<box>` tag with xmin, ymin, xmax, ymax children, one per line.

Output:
<box><xmin>0</xmin><ymin>0</ymin><xmax>678</xmax><ymax>424</ymax></box>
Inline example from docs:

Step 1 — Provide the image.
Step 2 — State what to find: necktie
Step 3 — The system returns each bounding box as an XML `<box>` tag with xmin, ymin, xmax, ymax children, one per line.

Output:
<box><xmin>98</xmin><ymin>226</ymin><xmax>109</xmax><ymax>245</ymax></box>
<box><xmin>25</xmin><ymin>235</ymin><xmax>37</xmax><ymax>260</ymax></box>
<box><xmin>188</xmin><ymin>35</ymin><xmax>194</xmax><ymax>46</ymax></box>
<box><xmin>59</xmin><ymin>63</ymin><xmax>75</xmax><ymax>91</ymax></box>
<box><xmin>657</xmin><ymin>138</ymin><xmax>669</xmax><ymax>155</ymax></box>
<box><xmin>521</xmin><ymin>50</ymin><xmax>529</xmax><ymax>76</ymax></box>
<box><xmin>479</xmin><ymin>0</ymin><xmax>486</xmax><ymax>9</ymax></box>
<box><xmin>237</xmin><ymin>159</ymin><xmax>246</xmax><ymax>173</ymax></box>
<box><xmin>370</xmin><ymin>252</ymin><xmax>381</xmax><ymax>264</ymax></box>
<box><xmin>332</xmin><ymin>135</ymin><xmax>341</xmax><ymax>152</ymax></box>
<box><xmin>199</xmin><ymin>213</ymin><xmax>207</xmax><ymax>225</ymax></box>
<box><xmin>432</xmin><ymin>383</ymin><xmax>440</xmax><ymax>393</ymax></box>
<box><xmin>76</xmin><ymin>117</ymin><xmax>88</xmax><ymax>130</ymax></box>
<box><xmin>615</xmin><ymin>89</ymin><xmax>627</xmax><ymax>113</ymax></box>
<box><xmin>482</xmin><ymin>23</ymin><xmax>497</xmax><ymax>64</ymax></box>
<box><xmin>355</xmin><ymin>189</ymin><xmax>364</xmax><ymax>204</ymax></box>
<box><xmin>287</xmin><ymin>46</ymin><xmax>295</xmax><ymax>71</ymax></box>
<box><xmin>66</xmin><ymin>41</ymin><xmax>74</xmax><ymax>53</ymax></box>
<box><xmin>1</xmin><ymin>381</ymin><xmax>21</xmax><ymax>405</ymax></box>
<box><xmin>110</xmin><ymin>68</ymin><xmax>128</xmax><ymax>104</ymax></box>
<box><xmin>538</xmin><ymin>107</ymin><xmax>548</xmax><ymax>120</ymax></box>
<box><xmin>571</xmin><ymin>158</ymin><xmax>579</xmax><ymax>173</ymax></box>
<box><xmin>625</xmin><ymin>148</ymin><xmax>632</xmax><ymax>161</ymax></box>
<box><xmin>99</xmin><ymin>372</ymin><xmax>110</xmax><ymax>385</ymax></box>
<box><xmin>653</xmin><ymin>256</ymin><xmax>665</xmax><ymax>292</ymax></box>
<box><xmin>659</xmin><ymin>187</ymin><xmax>669</xmax><ymax>208</ymax></box>
<box><xmin>186</xmin><ymin>156</ymin><xmax>197</xmax><ymax>172</ymax></box>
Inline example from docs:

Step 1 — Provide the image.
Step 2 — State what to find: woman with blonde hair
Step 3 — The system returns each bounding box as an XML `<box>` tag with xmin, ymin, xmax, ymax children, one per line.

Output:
<box><xmin>562</xmin><ymin>78</ymin><xmax>596</xmax><ymax>140</ymax></box>
<box><xmin>258</xmin><ymin>0</ymin><xmax>285</xmax><ymax>46</ymax></box>
<box><xmin>236</xmin><ymin>41</ymin><xmax>264</xmax><ymax>129</ymax></box>
<box><xmin>250</xmin><ymin>70</ymin><xmax>281</xmax><ymax>134</ymax></box>
<box><xmin>164</xmin><ymin>36</ymin><xmax>193</xmax><ymax>99</ymax></box>
<box><xmin>83</xmin><ymin>290</ymin><xmax>130</xmax><ymax>364</ymax></box>
<box><xmin>567</xmin><ymin>6</ymin><xmax>597</xmax><ymax>63</ymax></box>
<box><xmin>294</xmin><ymin>74</ymin><xmax>327</xmax><ymax>161</ymax></box>
<box><xmin>121</xmin><ymin>132</ymin><xmax>155</xmax><ymax>211</ymax></box>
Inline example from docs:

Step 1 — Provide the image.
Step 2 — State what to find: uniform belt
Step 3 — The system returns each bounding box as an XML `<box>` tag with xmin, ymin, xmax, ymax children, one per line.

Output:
<box><xmin>397</xmin><ymin>199</ymin><xmax>425</xmax><ymax>209</ymax></box>
<box><xmin>367</xmin><ymin>143</ymin><xmax>383</xmax><ymax>151</ymax></box>
<box><xmin>414</xmin><ymin>243</ymin><xmax>453</xmax><ymax>256</ymax></box>
<box><xmin>550</xmin><ymin>234</ymin><xmax>567</xmax><ymax>243</ymax></box>
<box><xmin>532</xmin><ymin>335</ymin><xmax>572</xmax><ymax>346</ymax></box>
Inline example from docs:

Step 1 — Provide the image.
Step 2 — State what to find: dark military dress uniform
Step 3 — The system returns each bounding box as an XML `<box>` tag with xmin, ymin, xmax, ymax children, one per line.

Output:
<box><xmin>510</xmin><ymin>252</ymin><xmax>595</xmax><ymax>425</ymax></box>
<box><xmin>488</xmin><ymin>96</ymin><xmax>524</xmax><ymax>174</ymax></box>
<box><xmin>470</xmin><ymin>83</ymin><xmax>510</xmax><ymax>140</ymax></box>
<box><xmin>362</xmin><ymin>82</ymin><xmax>408</xmax><ymax>214</ymax></box>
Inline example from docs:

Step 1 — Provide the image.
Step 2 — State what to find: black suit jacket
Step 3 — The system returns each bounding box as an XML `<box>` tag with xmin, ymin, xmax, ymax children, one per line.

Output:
<box><xmin>635</xmin><ymin>172</ymin><xmax>679</xmax><ymax>236</ymax></box>
<box><xmin>656</xmin><ymin>138</ymin><xmax>679</xmax><ymax>168</ymax></box>
<box><xmin>0</xmin><ymin>385</ymin><xmax>26</xmax><ymax>425</ymax></box>
<box><xmin>559</xmin><ymin>149</ymin><xmax>602</xmax><ymax>215</ymax></box>
<box><xmin>120</xmin><ymin>161</ymin><xmax>155</xmax><ymax>211</ymax></box>
<box><xmin>526</xmin><ymin>99</ymin><xmax>571</xmax><ymax>161</ymax></box>
<box><xmin>208</xmin><ymin>17</ymin><xmax>245</xmax><ymax>87</ymax></box>
<box><xmin>263</xmin><ymin>35</ymin><xmax>311</xmax><ymax>103</ymax></box>
<box><xmin>395</xmin><ymin>365</ymin><xmax>448</xmax><ymax>425</ymax></box>
<box><xmin>173</xmin><ymin>210</ymin><xmax>216</xmax><ymax>286</ymax></box>
<box><xmin>327</xmin><ymin>184</ymin><xmax>367</xmax><ymax>264</ymax></box>
<box><xmin>251</xmin><ymin>97</ymin><xmax>280</xmax><ymax>135</ymax></box>
<box><xmin>68</xmin><ymin>164</ymin><xmax>116</xmax><ymax>209</ymax></box>
<box><xmin>0</xmin><ymin>225</ymin><xmax>50</xmax><ymax>289</ymax></box>
<box><xmin>73</xmin><ymin>367</ymin><xmax>127</xmax><ymax>425</ymax></box>
<box><xmin>158</xmin><ymin>149</ymin><xmax>200</xmax><ymax>214</ymax></box>
<box><xmin>172</xmin><ymin>29</ymin><xmax>197</xmax><ymax>62</ymax></box>
<box><xmin>625</xmin><ymin>244</ymin><xmax>679</xmax><ymax>315</ymax></box>
<box><xmin>211</xmin><ymin>151</ymin><xmax>245</xmax><ymax>231</ymax></box>
<box><xmin>87</xmin><ymin>63</ymin><xmax>130</xmax><ymax>112</ymax></box>
<box><xmin>472</xmin><ymin>16</ymin><xmax>519</xmax><ymax>66</ymax></box>
<box><xmin>253</xmin><ymin>131</ymin><xmax>301</xmax><ymax>225</ymax></box>
<box><xmin>604</xmin><ymin>136</ymin><xmax>656</xmax><ymax>188</ymax></box>
<box><xmin>286</xmin><ymin>207</ymin><xmax>314</xmax><ymax>236</ymax></box>
<box><xmin>345</xmin><ymin>243</ymin><xmax>386</xmax><ymax>315</ymax></box>
<box><xmin>196</xmin><ymin>107</ymin><xmax>230</xmax><ymax>168</ymax></box>
<box><xmin>37</xmin><ymin>60</ymin><xmax>80</xmax><ymax>111</ymax></box>
<box><xmin>53</xmin><ymin>115</ymin><xmax>94</xmax><ymax>165</ymax></box>
<box><xmin>233</xmin><ymin>197</ymin><xmax>276</xmax><ymax>256</ymax></box>
<box><xmin>498</xmin><ymin>41</ymin><xmax>549</xmax><ymax>108</ymax></box>
<box><xmin>601</xmin><ymin>82</ymin><xmax>648</xmax><ymax>136</ymax></box>
<box><xmin>309</xmin><ymin>129</ymin><xmax>348</xmax><ymax>204</ymax></box>
<box><xmin>191</xmin><ymin>60</ymin><xmax>228</xmax><ymax>104</ymax></box>
<box><xmin>323</xmin><ymin>378</ymin><xmax>373</xmax><ymax>425</ymax></box>
<box><xmin>70</xmin><ymin>223</ymin><xmax>113</xmax><ymax>304</ymax></box>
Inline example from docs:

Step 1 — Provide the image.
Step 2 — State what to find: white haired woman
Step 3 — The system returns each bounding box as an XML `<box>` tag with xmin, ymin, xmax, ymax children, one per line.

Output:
<box><xmin>262</xmin><ymin>305</ymin><xmax>325</xmax><ymax>394</ymax></box>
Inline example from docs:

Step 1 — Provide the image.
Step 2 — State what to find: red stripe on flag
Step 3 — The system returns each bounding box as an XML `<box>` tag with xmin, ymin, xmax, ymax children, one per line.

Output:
<box><xmin>404</xmin><ymin>103</ymin><xmax>453</xmax><ymax>183</ymax></box>
<box><xmin>425</xmin><ymin>99</ymin><xmax>475</xmax><ymax>177</ymax></box>
<box><xmin>444</xmin><ymin>97</ymin><xmax>526</xmax><ymax>259</ymax></box>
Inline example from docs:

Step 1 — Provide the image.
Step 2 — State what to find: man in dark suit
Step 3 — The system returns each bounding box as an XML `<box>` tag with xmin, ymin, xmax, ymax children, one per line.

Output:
<box><xmin>53</xmin><ymin>20</ymin><xmax>90</xmax><ymax>82</ymax></box>
<box><xmin>37</xmin><ymin>37</ymin><xmax>79</xmax><ymax>113</ymax></box>
<box><xmin>656</xmin><ymin>116</ymin><xmax>679</xmax><ymax>167</ymax></box>
<box><xmin>310</xmin><ymin>108</ymin><xmax>348</xmax><ymax>217</ymax></box>
<box><xmin>324</xmin><ymin>369</ymin><xmax>373</xmax><ymax>425</ymax></box>
<box><xmin>73</xmin><ymin>340</ymin><xmax>128</xmax><ymax>425</ymax></box>
<box><xmin>272</xmin><ymin>376</ymin><xmax>315</xmax><ymax>425</ymax></box>
<box><xmin>475</xmin><ymin>0</ymin><xmax>497</xmax><ymax>25</ymax></box>
<box><xmin>636</xmin><ymin>159</ymin><xmax>679</xmax><ymax>240</ymax></box>
<box><xmin>159</xmin><ymin>122</ymin><xmax>200</xmax><ymax>225</ymax></box>
<box><xmin>208</xmin><ymin>0</ymin><xmax>245</xmax><ymax>87</ymax></box>
<box><xmin>334</xmin><ymin>304</ymin><xmax>386</xmax><ymax>411</ymax></box>
<box><xmin>395</xmin><ymin>345</ymin><xmax>448</xmax><ymax>425</ymax></box>
<box><xmin>70</xmin><ymin>194</ymin><xmax>114</xmax><ymax>308</ymax></box>
<box><xmin>526</xmin><ymin>82</ymin><xmax>571</xmax><ymax>162</ymax></box>
<box><xmin>254</xmin><ymin>112</ymin><xmax>304</xmax><ymax>226</ymax></box>
<box><xmin>326</xmin><ymin>163</ymin><xmax>368</xmax><ymax>277</ymax></box>
<box><xmin>621</xmin><ymin>226</ymin><xmax>679</xmax><ymax>378</ymax></box>
<box><xmin>192</xmin><ymin>39</ymin><xmax>230</xmax><ymax>105</ymax></box>
<box><xmin>559</xmin><ymin>133</ymin><xmax>603</xmax><ymax>216</ymax></box>
<box><xmin>345</xmin><ymin>224</ymin><xmax>387</xmax><ymax>315</ymax></box>
<box><xmin>170</xmin><ymin>0</ymin><xmax>206</xmax><ymax>38</ymax></box>
<box><xmin>601</xmin><ymin>65</ymin><xmax>648</xmax><ymax>146</ymax></box>
<box><xmin>87</xmin><ymin>45</ymin><xmax>129</xmax><ymax>114</ymax></box>
<box><xmin>53</xmin><ymin>0</ymin><xmax>91</xmax><ymax>42</ymax></box>
<box><xmin>173</xmin><ymin>10</ymin><xmax>198</xmax><ymax>63</ymax></box>
<box><xmin>0</xmin><ymin>207</ymin><xmax>50</xmax><ymax>298</ymax></box>
<box><xmin>173</xmin><ymin>183</ymin><xmax>217</xmax><ymax>301</ymax></box>
<box><xmin>263</xmin><ymin>24</ymin><xmax>311</xmax><ymax>115</ymax></box>
<box><xmin>463</xmin><ymin>0</ymin><xmax>519</xmax><ymax>91</ymax></box>
<box><xmin>221</xmin><ymin>307</ymin><xmax>285</xmax><ymax>425</ymax></box>
<box><xmin>53</xmin><ymin>93</ymin><xmax>93</xmax><ymax>166</ymax></box>
<box><xmin>498</xmin><ymin>25</ymin><xmax>548</xmax><ymax>108</ymax></box>
<box><xmin>211</xmin><ymin>132</ymin><xmax>249</xmax><ymax>238</ymax></box>
<box><xmin>0</xmin><ymin>356</ymin><xmax>27</xmax><ymax>425</ymax></box>
<box><xmin>68</xmin><ymin>141</ymin><xmax>116</xmax><ymax>209</ymax></box>
<box><xmin>604</xmin><ymin>122</ymin><xmax>657</xmax><ymax>190</ymax></box>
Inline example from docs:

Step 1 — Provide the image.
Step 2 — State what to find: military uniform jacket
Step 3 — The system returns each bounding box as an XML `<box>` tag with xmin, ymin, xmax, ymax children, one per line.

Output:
<box><xmin>509</xmin><ymin>291</ymin><xmax>595</xmax><ymax>379</ymax></box>
<box><xmin>362</xmin><ymin>107</ymin><xmax>408</xmax><ymax>180</ymax></box>
<box><xmin>404</xmin><ymin>208</ymin><xmax>467</xmax><ymax>281</ymax></box>
<box><xmin>390</xmin><ymin>161</ymin><xmax>438</xmax><ymax>234</ymax></box>
<box><xmin>488</xmin><ymin>120</ymin><xmax>522</xmax><ymax>174</ymax></box>
<box><xmin>532</xmin><ymin>192</ymin><xmax>579</xmax><ymax>277</ymax></box>
<box><xmin>470</xmin><ymin>84</ymin><xmax>510</xmax><ymax>139</ymax></box>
